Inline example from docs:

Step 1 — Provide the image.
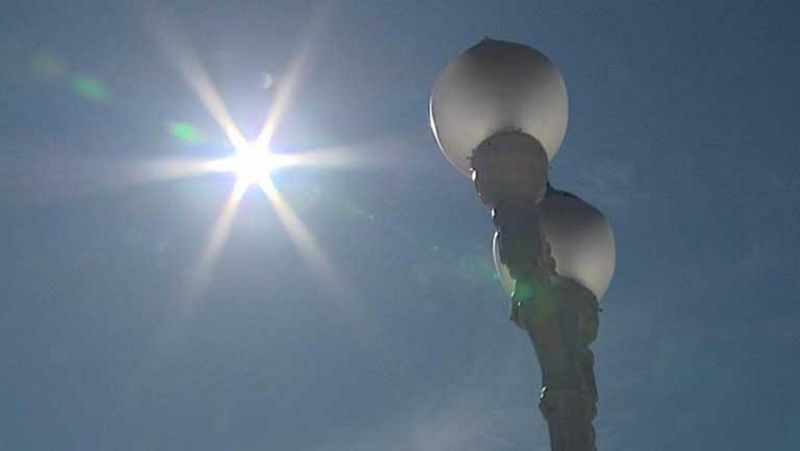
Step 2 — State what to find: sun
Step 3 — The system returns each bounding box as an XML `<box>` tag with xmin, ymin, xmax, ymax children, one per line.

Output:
<box><xmin>148</xmin><ymin>14</ymin><xmax>353</xmax><ymax>302</ymax></box>
<box><xmin>229</xmin><ymin>145</ymin><xmax>275</xmax><ymax>187</ymax></box>
<box><xmin>210</xmin><ymin>142</ymin><xmax>281</xmax><ymax>188</ymax></box>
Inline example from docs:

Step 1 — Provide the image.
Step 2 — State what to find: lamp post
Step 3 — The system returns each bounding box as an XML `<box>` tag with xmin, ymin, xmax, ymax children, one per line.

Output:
<box><xmin>429</xmin><ymin>39</ymin><xmax>616</xmax><ymax>451</ymax></box>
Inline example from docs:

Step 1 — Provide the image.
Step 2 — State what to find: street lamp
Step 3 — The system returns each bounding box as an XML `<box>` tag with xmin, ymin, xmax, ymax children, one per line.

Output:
<box><xmin>430</xmin><ymin>39</ymin><xmax>616</xmax><ymax>451</ymax></box>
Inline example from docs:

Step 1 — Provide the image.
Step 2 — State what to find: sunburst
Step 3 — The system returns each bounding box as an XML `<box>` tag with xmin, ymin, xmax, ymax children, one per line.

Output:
<box><xmin>143</xmin><ymin>7</ymin><xmax>353</xmax><ymax>301</ymax></box>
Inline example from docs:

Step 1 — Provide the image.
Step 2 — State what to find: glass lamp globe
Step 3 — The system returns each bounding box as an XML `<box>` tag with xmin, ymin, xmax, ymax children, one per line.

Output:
<box><xmin>430</xmin><ymin>39</ymin><xmax>569</xmax><ymax>176</ymax></box>
<box><xmin>493</xmin><ymin>190</ymin><xmax>616</xmax><ymax>300</ymax></box>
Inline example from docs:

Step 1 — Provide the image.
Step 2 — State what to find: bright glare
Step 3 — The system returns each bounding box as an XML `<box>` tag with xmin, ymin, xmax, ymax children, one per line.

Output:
<box><xmin>146</xmin><ymin>8</ymin><xmax>363</xmax><ymax>310</ymax></box>
<box><xmin>209</xmin><ymin>143</ymin><xmax>280</xmax><ymax>188</ymax></box>
<box><xmin>231</xmin><ymin>146</ymin><xmax>274</xmax><ymax>186</ymax></box>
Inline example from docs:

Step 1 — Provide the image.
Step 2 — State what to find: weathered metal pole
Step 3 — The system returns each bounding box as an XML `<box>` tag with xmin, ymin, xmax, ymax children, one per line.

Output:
<box><xmin>494</xmin><ymin>192</ymin><xmax>599</xmax><ymax>451</ymax></box>
<box><xmin>513</xmin><ymin>275</ymin><xmax>599</xmax><ymax>451</ymax></box>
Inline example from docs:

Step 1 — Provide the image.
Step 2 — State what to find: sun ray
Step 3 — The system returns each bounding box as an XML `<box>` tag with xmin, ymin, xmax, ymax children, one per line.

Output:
<box><xmin>276</xmin><ymin>133</ymin><xmax>428</xmax><ymax>171</ymax></box>
<box><xmin>186</xmin><ymin>179</ymin><xmax>249</xmax><ymax>297</ymax></box>
<box><xmin>133</xmin><ymin>157</ymin><xmax>233</xmax><ymax>182</ymax></box>
<box><xmin>4</xmin><ymin>154</ymin><xmax>235</xmax><ymax>207</ymax></box>
<box><xmin>145</xmin><ymin>10</ymin><xmax>247</xmax><ymax>150</ymax></box>
<box><xmin>252</xmin><ymin>20</ymin><xmax>319</xmax><ymax>151</ymax></box>
<box><xmin>270</xmin><ymin>147</ymin><xmax>368</xmax><ymax>170</ymax></box>
<box><xmin>257</xmin><ymin>179</ymin><xmax>385</xmax><ymax>345</ymax></box>
<box><xmin>257</xmin><ymin>179</ymin><xmax>352</xmax><ymax>300</ymax></box>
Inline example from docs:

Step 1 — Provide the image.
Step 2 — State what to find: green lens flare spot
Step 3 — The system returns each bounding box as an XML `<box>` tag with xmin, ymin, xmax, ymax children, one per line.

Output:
<box><xmin>513</xmin><ymin>280</ymin><xmax>535</xmax><ymax>301</ymax></box>
<box><xmin>71</xmin><ymin>75</ymin><xmax>109</xmax><ymax>102</ymax></box>
<box><xmin>169</xmin><ymin>122</ymin><xmax>204</xmax><ymax>144</ymax></box>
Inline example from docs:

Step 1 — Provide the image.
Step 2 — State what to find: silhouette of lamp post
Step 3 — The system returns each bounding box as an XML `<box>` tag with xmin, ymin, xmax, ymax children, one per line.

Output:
<box><xmin>430</xmin><ymin>39</ymin><xmax>616</xmax><ymax>451</ymax></box>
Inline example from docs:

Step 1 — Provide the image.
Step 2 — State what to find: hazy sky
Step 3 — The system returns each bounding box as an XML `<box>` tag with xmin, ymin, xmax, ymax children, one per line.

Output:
<box><xmin>3</xmin><ymin>1</ymin><xmax>799</xmax><ymax>450</ymax></box>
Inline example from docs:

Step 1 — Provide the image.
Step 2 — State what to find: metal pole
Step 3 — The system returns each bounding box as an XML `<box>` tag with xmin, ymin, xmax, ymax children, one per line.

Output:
<box><xmin>494</xmin><ymin>198</ymin><xmax>600</xmax><ymax>451</ymax></box>
<box><xmin>512</xmin><ymin>274</ymin><xmax>600</xmax><ymax>451</ymax></box>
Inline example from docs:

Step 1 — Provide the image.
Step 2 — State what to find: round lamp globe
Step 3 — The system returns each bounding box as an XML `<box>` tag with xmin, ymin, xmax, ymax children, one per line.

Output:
<box><xmin>430</xmin><ymin>39</ymin><xmax>569</xmax><ymax>176</ymax></box>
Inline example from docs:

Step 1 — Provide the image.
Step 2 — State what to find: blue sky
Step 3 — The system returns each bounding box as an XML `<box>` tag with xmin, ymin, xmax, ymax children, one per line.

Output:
<box><xmin>2</xmin><ymin>1</ymin><xmax>799</xmax><ymax>450</ymax></box>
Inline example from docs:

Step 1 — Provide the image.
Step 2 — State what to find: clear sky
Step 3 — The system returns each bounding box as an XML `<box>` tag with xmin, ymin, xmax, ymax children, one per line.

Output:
<box><xmin>2</xmin><ymin>1</ymin><xmax>799</xmax><ymax>450</ymax></box>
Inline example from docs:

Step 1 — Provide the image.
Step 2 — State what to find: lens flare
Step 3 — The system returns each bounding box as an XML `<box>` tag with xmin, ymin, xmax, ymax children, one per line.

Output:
<box><xmin>169</xmin><ymin>121</ymin><xmax>204</xmax><ymax>144</ymax></box>
<box><xmin>142</xmin><ymin>4</ymin><xmax>385</xmax><ymax>310</ymax></box>
<box><xmin>72</xmin><ymin>75</ymin><xmax>109</xmax><ymax>102</ymax></box>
